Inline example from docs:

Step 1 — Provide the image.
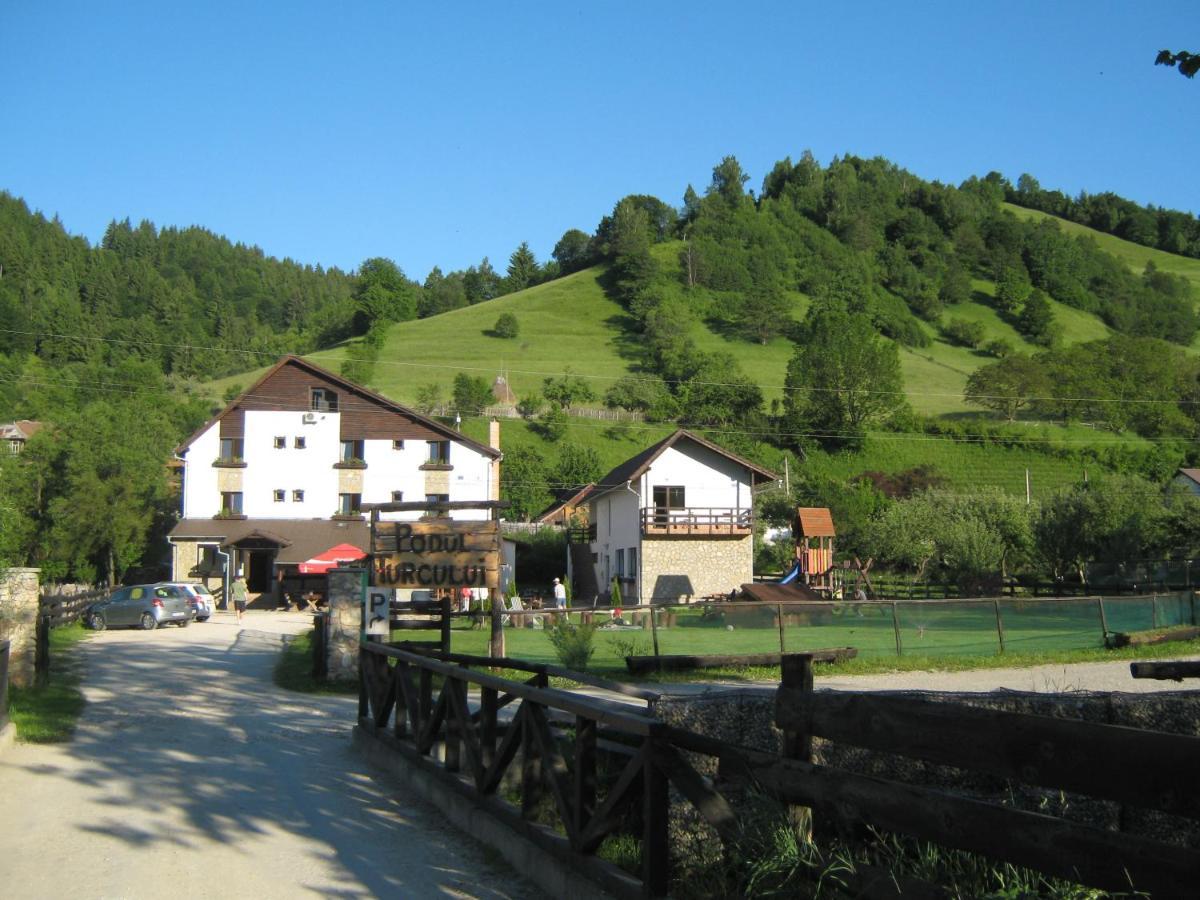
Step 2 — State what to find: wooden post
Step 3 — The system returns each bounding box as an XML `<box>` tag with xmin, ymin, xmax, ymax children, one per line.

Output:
<box><xmin>780</xmin><ymin>654</ymin><xmax>815</xmax><ymax>841</ymax></box>
<box><xmin>777</xmin><ymin>603</ymin><xmax>786</xmax><ymax>654</ymax></box>
<box><xmin>480</xmin><ymin>686</ymin><xmax>498</xmax><ymax>768</ymax></box>
<box><xmin>357</xmin><ymin>650</ymin><xmax>369</xmax><ymax>722</ymax></box>
<box><xmin>993</xmin><ymin>598</ymin><xmax>1006</xmax><ymax>654</ymax></box>
<box><xmin>419</xmin><ymin>668</ymin><xmax>433</xmax><ymax>733</ymax></box>
<box><xmin>642</xmin><ymin>732</ymin><xmax>670</xmax><ymax>896</ymax></box>
<box><xmin>1096</xmin><ymin>596</ymin><xmax>1110</xmax><ymax>640</ymax></box>
<box><xmin>489</xmin><ymin>587</ymin><xmax>505</xmax><ymax>658</ymax></box>
<box><xmin>574</xmin><ymin>716</ymin><xmax>597</xmax><ymax>844</ymax></box>
<box><xmin>444</xmin><ymin>677</ymin><xmax>462</xmax><ymax>773</ymax></box>
<box><xmin>440</xmin><ymin>593</ymin><xmax>452</xmax><ymax>653</ymax></box>
<box><xmin>34</xmin><ymin>613</ymin><xmax>50</xmax><ymax>682</ymax></box>
<box><xmin>521</xmin><ymin>706</ymin><xmax>543</xmax><ymax>820</ymax></box>
<box><xmin>891</xmin><ymin>601</ymin><xmax>903</xmax><ymax>657</ymax></box>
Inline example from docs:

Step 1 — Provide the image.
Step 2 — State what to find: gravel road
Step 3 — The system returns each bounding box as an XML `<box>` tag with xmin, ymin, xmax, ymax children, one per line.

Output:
<box><xmin>0</xmin><ymin>611</ymin><xmax>541</xmax><ymax>900</ymax></box>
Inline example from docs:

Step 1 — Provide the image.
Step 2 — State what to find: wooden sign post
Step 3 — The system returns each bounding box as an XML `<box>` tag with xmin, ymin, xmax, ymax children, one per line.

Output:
<box><xmin>367</xmin><ymin>499</ymin><xmax>508</xmax><ymax>659</ymax></box>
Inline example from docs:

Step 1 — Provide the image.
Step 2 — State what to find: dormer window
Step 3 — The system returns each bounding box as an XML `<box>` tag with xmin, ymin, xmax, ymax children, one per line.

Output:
<box><xmin>311</xmin><ymin>387</ymin><xmax>339</xmax><ymax>412</ymax></box>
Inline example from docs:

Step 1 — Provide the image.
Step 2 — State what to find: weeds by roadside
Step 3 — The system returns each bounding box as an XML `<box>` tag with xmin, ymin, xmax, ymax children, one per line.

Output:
<box><xmin>273</xmin><ymin>629</ymin><xmax>358</xmax><ymax>695</ymax></box>
<box><xmin>8</xmin><ymin>623</ymin><xmax>88</xmax><ymax>743</ymax></box>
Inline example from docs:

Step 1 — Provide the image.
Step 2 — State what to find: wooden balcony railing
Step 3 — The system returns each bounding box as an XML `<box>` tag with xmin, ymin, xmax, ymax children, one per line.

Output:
<box><xmin>639</xmin><ymin>506</ymin><xmax>752</xmax><ymax>536</ymax></box>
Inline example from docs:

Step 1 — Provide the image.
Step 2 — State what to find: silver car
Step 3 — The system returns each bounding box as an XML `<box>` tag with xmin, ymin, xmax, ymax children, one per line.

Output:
<box><xmin>160</xmin><ymin>582</ymin><xmax>215</xmax><ymax>621</ymax></box>
<box><xmin>87</xmin><ymin>584</ymin><xmax>192</xmax><ymax>630</ymax></box>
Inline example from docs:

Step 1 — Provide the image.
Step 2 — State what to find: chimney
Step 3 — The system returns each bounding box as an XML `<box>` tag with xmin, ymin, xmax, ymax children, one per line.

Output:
<box><xmin>489</xmin><ymin>418</ymin><xmax>501</xmax><ymax>502</ymax></box>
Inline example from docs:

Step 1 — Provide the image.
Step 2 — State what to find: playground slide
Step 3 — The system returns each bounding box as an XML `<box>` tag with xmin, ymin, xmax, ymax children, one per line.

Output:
<box><xmin>778</xmin><ymin>560</ymin><xmax>802</xmax><ymax>584</ymax></box>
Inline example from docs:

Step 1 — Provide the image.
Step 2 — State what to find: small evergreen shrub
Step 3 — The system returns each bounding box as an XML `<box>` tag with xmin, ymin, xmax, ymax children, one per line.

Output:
<box><xmin>547</xmin><ymin>619</ymin><xmax>597</xmax><ymax>671</ymax></box>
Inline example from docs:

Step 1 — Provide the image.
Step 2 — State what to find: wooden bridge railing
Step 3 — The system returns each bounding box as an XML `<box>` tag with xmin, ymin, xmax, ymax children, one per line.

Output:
<box><xmin>358</xmin><ymin>647</ymin><xmax>1200</xmax><ymax>897</ymax></box>
<box><xmin>767</xmin><ymin>655</ymin><xmax>1200</xmax><ymax>897</ymax></box>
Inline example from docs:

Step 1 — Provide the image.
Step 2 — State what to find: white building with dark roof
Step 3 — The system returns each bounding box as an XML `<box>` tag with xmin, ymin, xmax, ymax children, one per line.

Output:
<box><xmin>572</xmin><ymin>430</ymin><xmax>777</xmax><ymax>604</ymax></box>
<box><xmin>168</xmin><ymin>356</ymin><xmax>501</xmax><ymax>604</ymax></box>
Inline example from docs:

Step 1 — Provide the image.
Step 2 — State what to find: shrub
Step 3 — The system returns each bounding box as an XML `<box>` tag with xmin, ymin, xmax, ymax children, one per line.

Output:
<box><xmin>547</xmin><ymin>619</ymin><xmax>597</xmax><ymax>670</ymax></box>
<box><xmin>983</xmin><ymin>338</ymin><xmax>1014</xmax><ymax>358</ymax></box>
<box><xmin>942</xmin><ymin>318</ymin><xmax>985</xmax><ymax>348</ymax></box>
<box><xmin>494</xmin><ymin>312</ymin><xmax>519</xmax><ymax>338</ymax></box>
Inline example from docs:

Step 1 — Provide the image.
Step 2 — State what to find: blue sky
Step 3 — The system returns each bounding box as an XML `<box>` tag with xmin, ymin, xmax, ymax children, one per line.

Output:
<box><xmin>1</xmin><ymin>2</ymin><xmax>1195</xmax><ymax>278</ymax></box>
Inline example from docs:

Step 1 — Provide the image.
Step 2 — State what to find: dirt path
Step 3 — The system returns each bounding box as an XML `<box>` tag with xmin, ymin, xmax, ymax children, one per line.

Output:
<box><xmin>0</xmin><ymin>611</ymin><xmax>541</xmax><ymax>900</ymax></box>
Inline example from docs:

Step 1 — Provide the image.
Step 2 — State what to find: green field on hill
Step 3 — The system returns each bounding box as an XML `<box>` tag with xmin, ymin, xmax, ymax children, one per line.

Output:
<box><xmin>200</xmin><ymin>203</ymin><xmax>1194</xmax><ymax>495</ymax></box>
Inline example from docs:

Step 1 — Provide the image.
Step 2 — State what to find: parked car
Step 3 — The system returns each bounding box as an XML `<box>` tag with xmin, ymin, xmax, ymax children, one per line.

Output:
<box><xmin>160</xmin><ymin>582</ymin><xmax>215</xmax><ymax>621</ymax></box>
<box><xmin>87</xmin><ymin>584</ymin><xmax>192</xmax><ymax>630</ymax></box>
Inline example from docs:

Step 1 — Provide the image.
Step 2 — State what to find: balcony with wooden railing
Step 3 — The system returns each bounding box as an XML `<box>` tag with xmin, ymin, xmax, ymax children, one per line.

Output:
<box><xmin>639</xmin><ymin>506</ymin><xmax>752</xmax><ymax>536</ymax></box>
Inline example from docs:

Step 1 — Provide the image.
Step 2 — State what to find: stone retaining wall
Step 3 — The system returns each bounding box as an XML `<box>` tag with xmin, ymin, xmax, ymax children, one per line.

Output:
<box><xmin>652</xmin><ymin>687</ymin><xmax>1200</xmax><ymax>859</ymax></box>
<box><xmin>0</xmin><ymin>568</ymin><xmax>40</xmax><ymax>688</ymax></box>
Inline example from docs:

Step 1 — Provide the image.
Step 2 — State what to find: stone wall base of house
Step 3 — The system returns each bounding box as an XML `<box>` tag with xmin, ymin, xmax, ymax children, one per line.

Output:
<box><xmin>640</xmin><ymin>536</ymin><xmax>751</xmax><ymax>603</ymax></box>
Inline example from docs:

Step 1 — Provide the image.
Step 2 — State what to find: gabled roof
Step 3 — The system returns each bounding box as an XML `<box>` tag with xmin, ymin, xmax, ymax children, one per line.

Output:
<box><xmin>176</xmin><ymin>355</ymin><xmax>500</xmax><ymax>458</ymax></box>
<box><xmin>0</xmin><ymin>420</ymin><xmax>44</xmax><ymax>441</ymax></box>
<box><xmin>589</xmin><ymin>430</ymin><xmax>777</xmax><ymax>502</ymax></box>
<box><xmin>533</xmin><ymin>483</ymin><xmax>595</xmax><ymax>524</ymax></box>
<box><xmin>1177</xmin><ymin>468</ymin><xmax>1200</xmax><ymax>486</ymax></box>
<box><xmin>796</xmin><ymin>507</ymin><xmax>836</xmax><ymax>538</ymax></box>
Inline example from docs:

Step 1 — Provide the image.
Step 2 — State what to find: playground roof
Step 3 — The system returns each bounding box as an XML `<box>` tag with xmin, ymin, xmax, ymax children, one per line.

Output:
<box><xmin>795</xmin><ymin>507</ymin><xmax>835</xmax><ymax>537</ymax></box>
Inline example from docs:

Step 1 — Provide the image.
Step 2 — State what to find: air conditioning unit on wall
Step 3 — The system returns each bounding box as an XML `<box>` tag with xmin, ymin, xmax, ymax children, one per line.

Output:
<box><xmin>302</xmin><ymin>412</ymin><xmax>317</xmax><ymax>424</ymax></box>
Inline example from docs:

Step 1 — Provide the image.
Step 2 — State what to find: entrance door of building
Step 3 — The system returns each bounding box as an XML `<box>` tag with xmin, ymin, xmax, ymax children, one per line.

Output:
<box><xmin>246</xmin><ymin>549</ymin><xmax>274</xmax><ymax>594</ymax></box>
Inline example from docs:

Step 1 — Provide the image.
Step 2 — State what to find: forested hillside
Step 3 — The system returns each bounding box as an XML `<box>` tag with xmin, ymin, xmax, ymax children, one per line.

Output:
<box><xmin>4</xmin><ymin>152</ymin><xmax>1200</xmax><ymax>587</ymax></box>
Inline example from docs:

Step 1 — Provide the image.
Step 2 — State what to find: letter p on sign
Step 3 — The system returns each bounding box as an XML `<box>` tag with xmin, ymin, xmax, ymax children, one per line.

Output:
<box><xmin>363</xmin><ymin>589</ymin><xmax>390</xmax><ymax>637</ymax></box>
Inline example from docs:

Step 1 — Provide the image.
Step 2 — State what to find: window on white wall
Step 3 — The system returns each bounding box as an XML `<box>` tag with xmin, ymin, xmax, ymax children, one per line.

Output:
<box><xmin>220</xmin><ymin>491</ymin><xmax>243</xmax><ymax>514</ymax></box>
<box><xmin>653</xmin><ymin>486</ymin><xmax>685</xmax><ymax>523</ymax></box>
<box><xmin>294</xmin><ymin>436</ymin><xmax>306</xmax><ymax>449</ymax></box>
<box><xmin>392</xmin><ymin>440</ymin><xmax>405</xmax><ymax>450</ymax></box>
<box><xmin>615</xmin><ymin>548</ymin><xmax>625</xmax><ymax>577</ymax></box>
<box><xmin>338</xmin><ymin>493</ymin><xmax>362</xmax><ymax>515</ymax></box>
<box><xmin>311</xmin><ymin>387</ymin><xmax>339</xmax><ymax>411</ymax></box>
<box><xmin>273</xmin><ymin>490</ymin><xmax>285</xmax><ymax>503</ymax></box>
<box><xmin>292</xmin><ymin>489</ymin><xmax>304</xmax><ymax>502</ymax></box>
<box><xmin>274</xmin><ymin>436</ymin><xmax>285</xmax><ymax>449</ymax></box>
<box><xmin>391</xmin><ymin>491</ymin><xmax>404</xmax><ymax>502</ymax></box>
<box><xmin>628</xmin><ymin>548</ymin><xmax>638</xmax><ymax>578</ymax></box>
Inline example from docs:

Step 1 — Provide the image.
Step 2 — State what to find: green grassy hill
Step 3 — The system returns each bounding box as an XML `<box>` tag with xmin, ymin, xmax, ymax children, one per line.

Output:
<box><xmin>1003</xmin><ymin>202</ymin><xmax>1200</xmax><ymax>292</ymax></box>
<box><xmin>200</xmin><ymin>206</ymin><xmax>1194</xmax><ymax>488</ymax></box>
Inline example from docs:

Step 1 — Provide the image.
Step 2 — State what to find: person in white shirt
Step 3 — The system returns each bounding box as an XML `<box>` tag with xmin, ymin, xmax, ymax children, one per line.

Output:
<box><xmin>552</xmin><ymin>577</ymin><xmax>567</xmax><ymax>609</ymax></box>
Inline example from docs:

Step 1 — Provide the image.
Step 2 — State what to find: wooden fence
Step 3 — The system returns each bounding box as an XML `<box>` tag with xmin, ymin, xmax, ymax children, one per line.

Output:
<box><xmin>35</xmin><ymin>587</ymin><xmax>106</xmax><ymax>678</ymax></box>
<box><xmin>768</xmin><ymin>654</ymin><xmax>1200</xmax><ymax>896</ymax></box>
<box><xmin>356</xmin><ymin>646</ymin><xmax>1200</xmax><ymax>897</ymax></box>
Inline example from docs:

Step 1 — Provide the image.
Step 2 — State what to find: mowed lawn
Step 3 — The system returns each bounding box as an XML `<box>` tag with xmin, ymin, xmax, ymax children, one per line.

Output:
<box><xmin>439</xmin><ymin>595</ymin><xmax>1147</xmax><ymax>670</ymax></box>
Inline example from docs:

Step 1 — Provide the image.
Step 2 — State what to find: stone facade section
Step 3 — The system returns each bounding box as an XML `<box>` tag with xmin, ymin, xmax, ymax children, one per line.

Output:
<box><xmin>640</xmin><ymin>536</ymin><xmax>751</xmax><ymax>603</ymax></box>
<box><xmin>326</xmin><ymin>567</ymin><xmax>367</xmax><ymax>682</ymax></box>
<box><xmin>0</xmin><ymin>568</ymin><xmax>40</xmax><ymax>687</ymax></box>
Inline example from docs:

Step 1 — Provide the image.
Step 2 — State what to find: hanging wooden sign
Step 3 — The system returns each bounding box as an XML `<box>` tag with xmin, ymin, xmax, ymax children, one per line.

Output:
<box><xmin>372</xmin><ymin>520</ymin><xmax>500</xmax><ymax>590</ymax></box>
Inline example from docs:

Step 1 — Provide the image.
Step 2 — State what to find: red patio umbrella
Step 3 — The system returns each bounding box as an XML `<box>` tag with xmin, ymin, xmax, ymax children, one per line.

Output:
<box><xmin>297</xmin><ymin>542</ymin><xmax>367</xmax><ymax>574</ymax></box>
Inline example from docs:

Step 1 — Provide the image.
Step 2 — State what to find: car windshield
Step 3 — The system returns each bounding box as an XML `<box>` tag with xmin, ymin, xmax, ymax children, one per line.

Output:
<box><xmin>194</xmin><ymin>585</ymin><xmax>213</xmax><ymax>596</ymax></box>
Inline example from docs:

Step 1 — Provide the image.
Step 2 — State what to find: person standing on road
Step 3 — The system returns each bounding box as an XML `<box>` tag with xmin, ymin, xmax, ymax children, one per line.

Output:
<box><xmin>231</xmin><ymin>573</ymin><xmax>248</xmax><ymax>624</ymax></box>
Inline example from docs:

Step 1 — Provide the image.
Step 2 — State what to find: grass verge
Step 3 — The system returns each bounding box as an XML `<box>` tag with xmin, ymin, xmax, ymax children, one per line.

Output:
<box><xmin>7</xmin><ymin>623</ymin><xmax>89</xmax><ymax>743</ymax></box>
<box><xmin>273</xmin><ymin>628</ymin><xmax>359</xmax><ymax>695</ymax></box>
